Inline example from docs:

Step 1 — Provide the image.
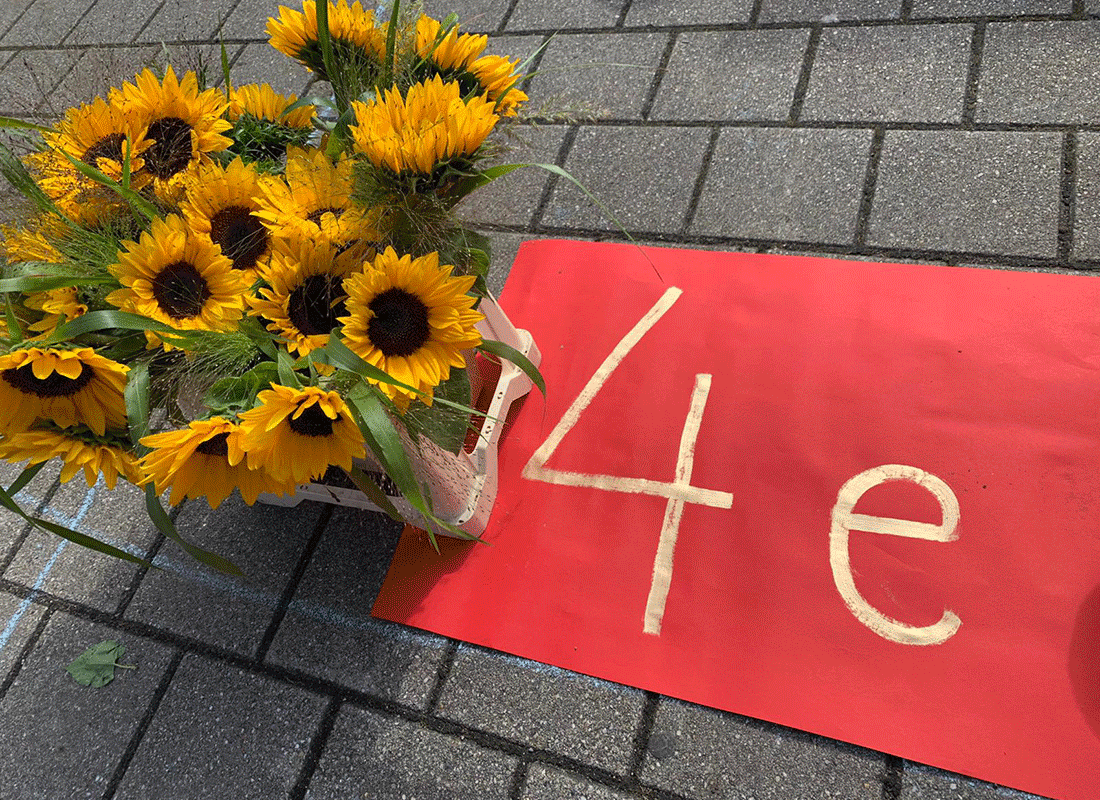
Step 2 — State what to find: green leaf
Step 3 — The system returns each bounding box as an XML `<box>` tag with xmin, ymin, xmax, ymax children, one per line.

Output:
<box><xmin>124</xmin><ymin>360</ymin><xmax>151</xmax><ymax>451</ymax></box>
<box><xmin>58</xmin><ymin>150</ymin><xmax>158</xmax><ymax>221</ymax></box>
<box><xmin>0</xmin><ymin>273</ymin><xmax>114</xmax><ymax>295</ymax></box>
<box><xmin>220</xmin><ymin>40</ymin><xmax>233</xmax><ymax>98</ymax></box>
<box><xmin>0</xmin><ymin>116</ymin><xmax>53</xmax><ymax>133</ymax></box>
<box><xmin>276</xmin><ymin>348</ymin><xmax>303</xmax><ymax>389</ymax></box>
<box><xmin>404</xmin><ymin>367</ymin><xmax>471</xmax><ymax>454</ymax></box>
<box><xmin>316</xmin><ymin>0</ymin><xmax>337</xmax><ymax>89</ymax></box>
<box><xmin>47</xmin><ymin>309</ymin><xmax>174</xmax><ymax>342</ymax></box>
<box><xmin>0</xmin><ymin>141</ymin><xmax>62</xmax><ymax>217</ymax></box>
<box><xmin>345</xmin><ymin>465</ymin><xmax>404</xmax><ymax>522</ymax></box>
<box><xmin>4</xmin><ymin>295</ymin><xmax>23</xmax><ymax>345</ymax></box>
<box><xmin>5</xmin><ymin>462</ymin><xmax>47</xmax><ymax>496</ymax></box>
<box><xmin>478</xmin><ymin>339</ymin><xmax>546</xmax><ymax>395</ymax></box>
<box><xmin>204</xmin><ymin>361</ymin><xmax>279</xmax><ymax>412</ymax></box>
<box><xmin>384</xmin><ymin>0</ymin><xmax>401</xmax><ymax>83</ymax></box>
<box><xmin>66</xmin><ymin>640</ymin><xmax>133</xmax><ymax>688</ymax></box>
<box><xmin>144</xmin><ymin>486</ymin><xmax>244</xmax><ymax>576</ymax></box>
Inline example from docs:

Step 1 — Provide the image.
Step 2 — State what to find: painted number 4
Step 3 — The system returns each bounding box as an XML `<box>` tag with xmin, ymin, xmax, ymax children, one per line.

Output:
<box><xmin>522</xmin><ymin>288</ymin><xmax>734</xmax><ymax>636</ymax></box>
<box><xmin>523</xmin><ymin>287</ymin><xmax>963</xmax><ymax>645</ymax></box>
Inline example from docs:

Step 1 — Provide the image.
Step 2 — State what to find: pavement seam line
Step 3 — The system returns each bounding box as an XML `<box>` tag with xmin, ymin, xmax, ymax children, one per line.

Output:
<box><xmin>498</xmin><ymin>0</ymin><xmax>524</xmax><ymax>34</ymax></box>
<box><xmin>678</xmin><ymin>124</ymin><xmax>720</xmax><ymax>236</ymax></box>
<box><xmin>855</xmin><ymin>126</ymin><xmax>887</xmax><ymax>246</ymax></box>
<box><xmin>530</xmin><ymin>123</ymin><xmax>578</xmax><ymax>228</ymax></box>
<box><xmin>628</xmin><ymin>691</ymin><xmax>660</xmax><ymax>779</ymax></box>
<box><xmin>0</xmin><ymin>603</ymin><xmax>51</xmax><ymax>702</ymax></box>
<box><xmin>787</xmin><ymin>24</ymin><xmax>821</xmax><ymax>123</ymax></box>
<box><xmin>426</xmin><ymin>637</ymin><xmax>459</xmax><ymax>713</ymax></box>
<box><xmin>961</xmin><ymin>20</ymin><xmax>986</xmax><ymax>126</ymax></box>
<box><xmin>254</xmin><ymin>502</ymin><xmax>335</xmax><ymax>663</ymax></box>
<box><xmin>288</xmin><ymin>694</ymin><xmax>342</xmax><ymax>800</ymax></box>
<box><xmin>100</xmin><ymin>648</ymin><xmax>185</xmax><ymax>800</ymax></box>
<box><xmin>1059</xmin><ymin>130</ymin><xmax>1079</xmax><ymax>261</ymax></box>
<box><xmin>128</xmin><ymin>0</ymin><xmax>169</xmax><ymax>44</ymax></box>
<box><xmin>883</xmin><ymin>753</ymin><xmax>904</xmax><ymax>799</ymax></box>
<box><xmin>507</xmin><ymin>759</ymin><xmax>528</xmax><ymax>800</ymax></box>
<box><xmin>639</xmin><ymin>30</ymin><xmax>677</xmax><ymax>121</ymax></box>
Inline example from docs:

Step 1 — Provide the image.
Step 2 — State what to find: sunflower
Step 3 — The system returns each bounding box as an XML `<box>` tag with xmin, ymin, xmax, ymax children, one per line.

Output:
<box><xmin>339</xmin><ymin>247</ymin><xmax>483</xmax><ymax>408</ymax></box>
<box><xmin>0</xmin><ymin>426</ymin><xmax>142</xmax><ymax>489</ymax></box>
<box><xmin>267</xmin><ymin>0</ymin><xmax>385</xmax><ymax>77</ymax></box>
<box><xmin>117</xmin><ymin>66</ymin><xmax>233</xmax><ymax>201</ymax></box>
<box><xmin>24</xmin><ymin>95</ymin><xmax>151</xmax><ymax>224</ymax></box>
<box><xmin>227</xmin><ymin>83</ymin><xmax>315</xmax><ymax>127</ymax></box>
<box><xmin>468</xmin><ymin>54</ymin><xmax>528</xmax><ymax>117</ymax></box>
<box><xmin>1</xmin><ymin>222</ymin><xmax>65</xmax><ymax>264</ymax></box>
<box><xmin>411</xmin><ymin>17</ymin><xmax>527</xmax><ymax>117</ymax></box>
<box><xmin>237</xmin><ymin>384</ymin><xmax>365</xmax><ymax>484</ymax></box>
<box><xmin>181</xmin><ymin>157</ymin><xmax>274</xmax><ymax>275</ymax></box>
<box><xmin>139</xmin><ymin>417</ymin><xmax>297</xmax><ymax>508</ymax></box>
<box><xmin>350</xmin><ymin>76</ymin><xmax>499</xmax><ymax>179</ymax></box>
<box><xmin>25</xmin><ymin>287</ymin><xmax>88</xmax><ymax>335</ymax></box>
<box><xmin>107</xmin><ymin>214</ymin><xmax>250</xmax><ymax>340</ymax></box>
<box><xmin>0</xmin><ymin>347</ymin><xmax>128</xmax><ymax>435</ymax></box>
<box><xmin>414</xmin><ymin>14</ymin><xmax>487</xmax><ymax>73</ymax></box>
<box><xmin>254</xmin><ymin>146</ymin><xmax>380</xmax><ymax>249</ymax></box>
<box><xmin>247</xmin><ymin>233</ymin><xmax>368</xmax><ymax>358</ymax></box>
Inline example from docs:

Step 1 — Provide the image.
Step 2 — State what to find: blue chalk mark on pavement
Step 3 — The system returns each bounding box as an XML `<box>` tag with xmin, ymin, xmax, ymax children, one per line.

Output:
<box><xmin>0</xmin><ymin>480</ymin><xmax>99</xmax><ymax>657</ymax></box>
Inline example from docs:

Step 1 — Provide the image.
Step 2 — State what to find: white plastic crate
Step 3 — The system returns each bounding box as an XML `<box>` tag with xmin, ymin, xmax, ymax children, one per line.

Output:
<box><xmin>257</xmin><ymin>296</ymin><xmax>540</xmax><ymax>538</ymax></box>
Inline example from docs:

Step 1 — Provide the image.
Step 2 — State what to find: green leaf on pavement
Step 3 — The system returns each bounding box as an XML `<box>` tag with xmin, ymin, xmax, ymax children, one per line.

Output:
<box><xmin>65</xmin><ymin>640</ymin><xmax>134</xmax><ymax>687</ymax></box>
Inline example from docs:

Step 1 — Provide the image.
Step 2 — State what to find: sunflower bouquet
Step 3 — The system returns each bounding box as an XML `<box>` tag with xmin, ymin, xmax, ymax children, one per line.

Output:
<box><xmin>0</xmin><ymin>0</ymin><xmax>545</xmax><ymax>573</ymax></box>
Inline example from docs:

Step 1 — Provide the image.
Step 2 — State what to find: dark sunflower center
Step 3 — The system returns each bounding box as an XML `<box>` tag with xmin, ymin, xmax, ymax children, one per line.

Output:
<box><xmin>306</xmin><ymin>206</ymin><xmax>343</xmax><ymax>226</ymax></box>
<box><xmin>367</xmin><ymin>288</ymin><xmax>430</xmax><ymax>357</ymax></box>
<box><xmin>194</xmin><ymin>431</ymin><xmax>230</xmax><ymax>457</ymax></box>
<box><xmin>288</xmin><ymin>274</ymin><xmax>347</xmax><ymax>337</ymax></box>
<box><xmin>287</xmin><ymin>403</ymin><xmax>336</xmax><ymax>437</ymax></box>
<box><xmin>2</xmin><ymin>362</ymin><xmax>94</xmax><ymax>397</ymax></box>
<box><xmin>82</xmin><ymin>133</ymin><xmax>126</xmax><ymax>167</ymax></box>
<box><xmin>144</xmin><ymin>117</ymin><xmax>193</xmax><ymax>180</ymax></box>
<box><xmin>209</xmin><ymin>206</ymin><xmax>268</xmax><ymax>271</ymax></box>
<box><xmin>151</xmin><ymin>260</ymin><xmax>212</xmax><ymax>320</ymax></box>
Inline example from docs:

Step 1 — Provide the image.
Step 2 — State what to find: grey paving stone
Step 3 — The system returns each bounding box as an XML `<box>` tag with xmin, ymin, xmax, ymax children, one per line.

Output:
<box><xmin>977</xmin><ymin>21</ymin><xmax>1100</xmax><ymax>124</ymax></box>
<box><xmin>1088</xmin><ymin>0</ymin><xmax>1100</xmax><ymax>13</ymax></box>
<box><xmin>115</xmin><ymin>653</ymin><xmax>327</xmax><ymax>800</ymax></box>
<box><xmin>901</xmin><ymin>762</ymin><xmax>1043</xmax><ymax>799</ymax></box>
<box><xmin>0</xmin><ymin>613</ymin><xmax>175</xmax><ymax>800</ymax></box>
<box><xmin>230</xmin><ymin>42</ymin><xmax>312</xmax><ymax>96</ymax></box>
<box><xmin>526</xmin><ymin>32</ymin><xmax>667</xmax><ymax>120</ymax></box>
<box><xmin>436</xmin><ymin>644</ymin><xmax>647</xmax><ymax>774</ymax></box>
<box><xmin>138</xmin><ymin>0</ymin><xmax>235</xmax><ymax>43</ymax></box>
<box><xmin>911</xmin><ymin>0</ymin><xmax>1070</xmax><ymax>14</ymax></box>
<box><xmin>507</xmin><ymin>0</ymin><xmax>626</xmax><ymax>30</ymax></box>
<box><xmin>0</xmin><ymin>0</ymin><xmax>36</xmax><ymax>40</ymax></box>
<box><xmin>4</xmin><ymin>478</ymin><xmax>157</xmax><ymax>613</ymax></box>
<box><xmin>542</xmin><ymin>125</ymin><xmax>710</xmax><ymax>233</ymax></box>
<box><xmin>0</xmin><ymin>461</ymin><xmax>63</xmax><ymax>565</ymax></box>
<box><xmin>521</xmin><ymin>764</ymin><xmax>639</xmax><ymax>800</ymax></box>
<box><xmin>220</xmin><ymin>0</ymin><xmax>286</xmax><ymax>40</ymax></box>
<box><xmin>479</xmin><ymin>230</ymin><xmax>568</xmax><ymax>293</ymax></box>
<box><xmin>626</xmin><ymin>0</ymin><xmax>754</xmax><ymax>25</ymax></box>
<box><xmin>758</xmin><ymin>0</ymin><xmax>900</xmax><ymax>21</ymax></box>
<box><xmin>0</xmin><ymin>49</ymin><xmax>84</xmax><ymax>117</ymax></box>
<box><xmin>435</xmin><ymin>0</ymin><xmax>514</xmax><ymax>32</ymax></box>
<box><xmin>458</xmin><ymin>124</ymin><xmax>568</xmax><ymax>227</ymax></box>
<box><xmin>124</xmin><ymin>494</ymin><xmax>322</xmax><ymax>656</ymax></box>
<box><xmin>692</xmin><ymin>127</ymin><xmax>871</xmax><ymax>244</ymax></box>
<box><xmin>264</xmin><ymin>505</ymin><xmax>448</xmax><ymax>709</ymax></box>
<box><xmin>639</xmin><ymin>697</ymin><xmax>885</xmax><ymax>800</ymax></box>
<box><xmin>0</xmin><ymin>592</ymin><xmax>45</xmax><ymax>683</ymax></box>
<box><xmin>62</xmin><ymin>0</ymin><xmax>164</xmax><ymax>45</ymax></box>
<box><xmin>305</xmin><ymin>705</ymin><xmax>517</xmax><ymax>800</ymax></box>
<box><xmin>651</xmin><ymin>30</ymin><xmax>810</xmax><ymax>122</ymax></box>
<box><xmin>867</xmin><ymin>130</ymin><xmax>1061</xmax><ymax>257</ymax></box>
<box><xmin>802</xmin><ymin>24</ymin><xmax>972</xmax><ymax>123</ymax></box>
<box><xmin>1073</xmin><ymin>132</ymin><xmax>1100</xmax><ymax>261</ymax></box>
<box><xmin>0</xmin><ymin>0</ymin><xmax>96</xmax><ymax>45</ymax></box>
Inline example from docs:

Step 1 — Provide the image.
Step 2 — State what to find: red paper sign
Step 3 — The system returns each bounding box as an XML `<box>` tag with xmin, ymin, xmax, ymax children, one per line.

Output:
<box><xmin>373</xmin><ymin>241</ymin><xmax>1100</xmax><ymax>800</ymax></box>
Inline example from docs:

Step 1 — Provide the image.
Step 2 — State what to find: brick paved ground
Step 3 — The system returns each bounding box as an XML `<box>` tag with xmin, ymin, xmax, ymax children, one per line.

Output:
<box><xmin>2</xmin><ymin>0</ymin><xmax>1096</xmax><ymax>798</ymax></box>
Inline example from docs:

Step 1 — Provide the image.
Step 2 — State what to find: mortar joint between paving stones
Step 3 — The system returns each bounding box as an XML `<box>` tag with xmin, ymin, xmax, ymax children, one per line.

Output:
<box><xmin>254</xmin><ymin>502</ymin><xmax>334</xmax><ymax>663</ymax></box>
<box><xmin>679</xmin><ymin>125</ymin><xmax>720</xmax><ymax>236</ymax></box>
<box><xmin>788</xmin><ymin>24</ymin><xmax>821</xmax><ymax>124</ymax></box>
<box><xmin>530</xmin><ymin>124</ymin><xmax>577</xmax><ymax>228</ymax></box>
<box><xmin>426</xmin><ymin>638</ymin><xmax>459</xmax><ymax>713</ymax></box>
<box><xmin>1058</xmin><ymin>130</ymin><xmax>1079</xmax><ymax>261</ymax></box>
<box><xmin>0</xmin><ymin>601</ymin><xmax>51</xmax><ymax>701</ymax></box>
<box><xmin>748</xmin><ymin>0</ymin><xmax>765</xmax><ymax>25</ymax></box>
<box><xmin>640</xmin><ymin>31</ymin><xmax>677</xmax><ymax>122</ymax></box>
<box><xmin>100</xmin><ymin>648</ymin><xmax>184</xmax><ymax>800</ymax></box>
<box><xmin>899</xmin><ymin>0</ymin><xmax>913</xmax><ymax>21</ymax></box>
<box><xmin>882</xmin><ymin>754</ymin><xmax>904</xmax><ymax>799</ymax></box>
<box><xmin>497</xmin><ymin>0</ymin><xmax>524</xmax><ymax>34</ymax></box>
<box><xmin>627</xmin><ymin>691</ymin><xmax>660</xmax><ymax>779</ymax></box>
<box><xmin>288</xmin><ymin>694</ymin><xmax>342</xmax><ymax>800</ymax></box>
<box><xmin>517</xmin><ymin>34</ymin><xmax>552</xmax><ymax>96</ymax></box>
<box><xmin>616</xmin><ymin>0</ymin><xmax>635</xmax><ymax>28</ymax></box>
<box><xmin>0</xmin><ymin>475</ymin><xmax>64</xmax><ymax>576</ymax></box>
<box><xmin>507</xmin><ymin>759</ymin><xmax>529</xmax><ymax>800</ymax></box>
<box><xmin>112</xmin><ymin>502</ymin><xmax>185</xmax><ymax>618</ymax></box>
<box><xmin>516</xmin><ymin>118</ymin><xmax>1100</xmax><ymax>135</ymax></box>
<box><xmin>961</xmin><ymin>20</ymin><xmax>986</xmax><ymax>127</ymax></box>
<box><xmin>855</xmin><ymin>127</ymin><xmax>887</xmax><ymax>247</ymax></box>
